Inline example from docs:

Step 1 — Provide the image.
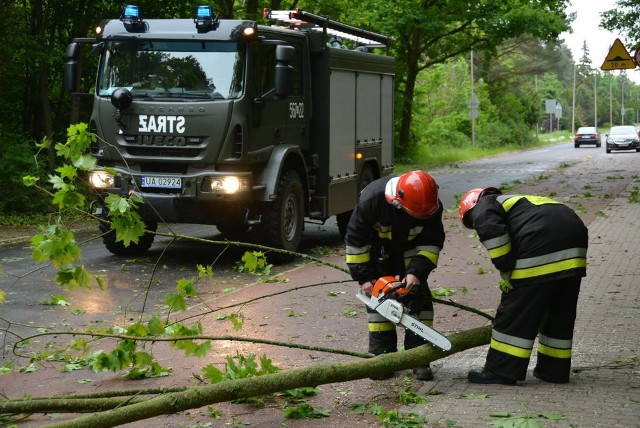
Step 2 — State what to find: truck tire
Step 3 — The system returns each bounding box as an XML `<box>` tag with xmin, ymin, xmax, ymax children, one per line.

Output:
<box><xmin>257</xmin><ymin>169</ymin><xmax>304</xmax><ymax>261</ymax></box>
<box><xmin>336</xmin><ymin>166</ymin><xmax>375</xmax><ymax>237</ymax></box>
<box><xmin>100</xmin><ymin>217</ymin><xmax>157</xmax><ymax>256</ymax></box>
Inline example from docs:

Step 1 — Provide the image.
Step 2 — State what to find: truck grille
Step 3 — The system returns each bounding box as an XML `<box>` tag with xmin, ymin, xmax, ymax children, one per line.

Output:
<box><xmin>123</xmin><ymin>135</ymin><xmax>204</xmax><ymax>158</ymax></box>
<box><xmin>126</xmin><ymin>147</ymin><xmax>202</xmax><ymax>157</ymax></box>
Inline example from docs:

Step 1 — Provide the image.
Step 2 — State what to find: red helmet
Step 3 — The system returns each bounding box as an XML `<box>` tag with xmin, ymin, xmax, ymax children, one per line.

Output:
<box><xmin>459</xmin><ymin>187</ymin><xmax>500</xmax><ymax>228</ymax></box>
<box><xmin>385</xmin><ymin>170</ymin><xmax>439</xmax><ymax>219</ymax></box>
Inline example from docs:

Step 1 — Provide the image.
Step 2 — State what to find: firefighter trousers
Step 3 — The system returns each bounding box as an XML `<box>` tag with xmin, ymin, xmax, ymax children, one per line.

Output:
<box><xmin>485</xmin><ymin>277</ymin><xmax>581</xmax><ymax>382</ymax></box>
<box><xmin>366</xmin><ymin>286</ymin><xmax>434</xmax><ymax>355</ymax></box>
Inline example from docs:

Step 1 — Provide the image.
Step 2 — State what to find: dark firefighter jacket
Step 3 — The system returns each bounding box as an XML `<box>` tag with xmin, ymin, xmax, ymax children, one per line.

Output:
<box><xmin>345</xmin><ymin>176</ymin><xmax>445</xmax><ymax>285</ymax></box>
<box><xmin>472</xmin><ymin>194</ymin><xmax>588</xmax><ymax>286</ymax></box>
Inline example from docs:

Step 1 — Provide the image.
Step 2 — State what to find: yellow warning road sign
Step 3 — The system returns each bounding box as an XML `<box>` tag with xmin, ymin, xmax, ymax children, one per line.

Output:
<box><xmin>601</xmin><ymin>38</ymin><xmax>636</xmax><ymax>70</ymax></box>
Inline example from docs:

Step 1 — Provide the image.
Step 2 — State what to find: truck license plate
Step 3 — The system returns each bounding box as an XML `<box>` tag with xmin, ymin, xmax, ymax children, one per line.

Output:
<box><xmin>141</xmin><ymin>176</ymin><xmax>182</xmax><ymax>189</ymax></box>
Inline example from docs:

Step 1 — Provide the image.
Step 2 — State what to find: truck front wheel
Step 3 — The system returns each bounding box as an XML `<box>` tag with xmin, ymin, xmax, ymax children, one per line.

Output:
<box><xmin>257</xmin><ymin>170</ymin><xmax>304</xmax><ymax>260</ymax></box>
<box><xmin>99</xmin><ymin>216</ymin><xmax>157</xmax><ymax>256</ymax></box>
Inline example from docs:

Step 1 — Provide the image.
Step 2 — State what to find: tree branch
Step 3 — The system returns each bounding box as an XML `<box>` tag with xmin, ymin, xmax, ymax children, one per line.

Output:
<box><xmin>23</xmin><ymin>325</ymin><xmax>492</xmax><ymax>428</ymax></box>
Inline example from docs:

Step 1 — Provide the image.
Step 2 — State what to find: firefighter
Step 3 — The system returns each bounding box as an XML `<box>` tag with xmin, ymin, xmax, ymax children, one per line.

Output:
<box><xmin>459</xmin><ymin>187</ymin><xmax>588</xmax><ymax>384</ymax></box>
<box><xmin>345</xmin><ymin>170</ymin><xmax>445</xmax><ymax>381</ymax></box>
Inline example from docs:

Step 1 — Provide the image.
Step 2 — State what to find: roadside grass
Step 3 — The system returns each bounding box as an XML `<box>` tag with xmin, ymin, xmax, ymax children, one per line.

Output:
<box><xmin>395</xmin><ymin>131</ymin><xmax>570</xmax><ymax>172</ymax></box>
<box><xmin>0</xmin><ymin>210</ymin><xmax>92</xmax><ymax>230</ymax></box>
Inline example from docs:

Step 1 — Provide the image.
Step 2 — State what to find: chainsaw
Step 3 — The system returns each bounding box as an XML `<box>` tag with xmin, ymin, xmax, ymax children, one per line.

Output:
<box><xmin>357</xmin><ymin>276</ymin><xmax>452</xmax><ymax>351</ymax></box>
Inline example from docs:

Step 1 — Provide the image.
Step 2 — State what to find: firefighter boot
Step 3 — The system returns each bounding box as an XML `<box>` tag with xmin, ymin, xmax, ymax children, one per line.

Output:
<box><xmin>468</xmin><ymin>368</ymin><xmax>516</xmax><ymax>385</ymax></box>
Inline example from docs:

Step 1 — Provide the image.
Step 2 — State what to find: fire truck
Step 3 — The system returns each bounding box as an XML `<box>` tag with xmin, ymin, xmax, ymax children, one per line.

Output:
<box><xmin>64</xmin><ymin>6</ymin><xmax>395</xmax><ymax>257</ymax></box>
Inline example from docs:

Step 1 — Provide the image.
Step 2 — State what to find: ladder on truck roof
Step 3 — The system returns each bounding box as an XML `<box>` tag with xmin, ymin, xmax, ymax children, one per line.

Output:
<box><xmin>264</xmin><ymin>9</ymin><xmax>394</xmax><ymax>50</ymax></box>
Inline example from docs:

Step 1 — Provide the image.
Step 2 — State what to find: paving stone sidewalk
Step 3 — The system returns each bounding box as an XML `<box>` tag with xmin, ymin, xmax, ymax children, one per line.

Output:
<box><xmin>407</xmin><ymin>184</ymin><xmax>640</xmax><ymax>428</ymax></box>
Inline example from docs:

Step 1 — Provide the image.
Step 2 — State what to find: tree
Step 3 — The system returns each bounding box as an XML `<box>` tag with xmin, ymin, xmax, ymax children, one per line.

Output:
<box><xmin>353</xmin><ymin>0</ymin><xmax>570</xmax><ymax>158</ymax></box>
<box><xmin>600</xmin><ymin>0</ymin><xmax>640</xmax><ymax>50</ymax></box>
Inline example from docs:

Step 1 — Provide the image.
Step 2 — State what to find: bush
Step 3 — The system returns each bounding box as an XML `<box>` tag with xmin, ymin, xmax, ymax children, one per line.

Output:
<box><xmin>0</xmin><ymin>129</ymin><xmax>51</xmax><ymax>214</ymax></box>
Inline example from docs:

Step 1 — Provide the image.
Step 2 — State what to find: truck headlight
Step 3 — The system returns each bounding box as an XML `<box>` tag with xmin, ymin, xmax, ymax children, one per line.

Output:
<box><xmin>203</xmin><ymin>176</ymin><xmax>250</xmax><ymax>193</ymax></box>
<box><xmin>89</xmin><ymin>170</ymin><xmax>115</xmax><ymax>189</ymax></box>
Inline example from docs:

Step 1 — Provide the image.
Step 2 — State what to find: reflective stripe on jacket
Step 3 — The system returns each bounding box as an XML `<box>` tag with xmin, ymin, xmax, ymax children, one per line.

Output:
<box><xmin>472</xmin><ymin>194</ymin><xmax>588</xmax><ymax>285</ymax></box>
<box><xmin>345</xmin><ymin>176</ymin><xmax>445</xmax><ymax>284</ymax></box>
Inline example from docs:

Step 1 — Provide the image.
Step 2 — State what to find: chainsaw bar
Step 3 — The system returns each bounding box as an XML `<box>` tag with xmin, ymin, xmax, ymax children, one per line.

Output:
<box><xmin>357</xmin><ymin>292</ymin><xmax>452</xmax><ymax>351</ymax></box>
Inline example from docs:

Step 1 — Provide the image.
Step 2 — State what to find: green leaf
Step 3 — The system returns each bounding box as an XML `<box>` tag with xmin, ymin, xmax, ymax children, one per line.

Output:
<box><xmin>56</xmin><ymin>164</ymin><xmax>78</xmax><ymax>181</ymax></box>
<box><xmin>228</xmin><ymin>312</ymin><xmax>245</xmax><ymax>331</ymax></box>
<box><xmin>348</xmin><ymin>402</ymin><xmax>369</xmax><ymax>415</ymax></box>
<box><xmin>432</xmin><ymin>287</ymin><xmax>456</xmax><ymax>297</ymax></box>
<box><xmin>283</xmin><ymin>403</ymin><xmax>332</xmax><ymax>419</ymax></box>
<box><xmin>72</xmin><ymin>154</ymin><xmax>97</xmax><ymax>171</ymax></box>
<box><xmin>35</xmin><ymin>138</ymin><xmax>51</xmax><ymax>149</ymax></box>
<box><xmin>197</xmin><ymin>264</ymin><xmax>214</xmax><ymax>278</ymax></box>
<box><xmin>202</xmin><ymin>363</ymin><xmax>225</xmax><ymax>383</ymax></box>
<box><xmin>22</xmin><ymin>175</ymin><xmax>39</xmax><ymax>186</ymax></box>
<box><xmin>95</xmin><ymin>275</ymin><xmax>107</xmax><ymax>291</ymax></box>
<box><xmin>61</xmin><ymin>363</ymin><xmax>85</xmax><ymax>372</ymax></box>
<box><xmin>126</xmin><ymin>322</ymin><xmax>149</xmax><ymax>337</ymax></box>
<box><xmin>48</xmin><ymin>174</ymin><xmax>67</xmax><ymax>190</ymax></box>
<box><xmin>176</xmin><ymin>278</ymin><xmax>196</xmax><ymax>297</ymax></box>
<box><xmin>147</xmin><ymin>315</ymin><xmax>166</xmax><ymax>335</ymax></box>
<box><xmin>165</xmin><ymin>293</ymin><xmax>187</xmax><ymax>312</ymax></box>
<box><xmin>110</xmin><ymin>210</ymin><xmax>146</xmax><ymax>247</ymax></box>
<box><xmin>56</xmin><ymin>265</ymin><xmax>93</xmax><ymax>289</ymax></box>
<box><xmin>42</xmin><ymin>294</ymin><xmax>70</xmax><ymax>306</ymax></box>
<box><xmin>397</xmin><ymin>387</ymin><xmax>429</xmax><ymax>404</ymax></box>
<box><xmin>52</xmin><ymin>188</ymin><xmax>86</xmax><ymax>209</ymax></box>
<box><xmin>207</xmin><ymin>407</ymin><xmax>223</xmax><ymax>418</ymax></box>
<box><xmin>105</xmin><ymin>193</ymin><xmax>132</xmax><ymax>214</ymax></box>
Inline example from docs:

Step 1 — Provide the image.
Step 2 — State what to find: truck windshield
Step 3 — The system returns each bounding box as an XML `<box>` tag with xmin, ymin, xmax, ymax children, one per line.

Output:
<box><xmin>97</xmin><ymin>40</ymin><xmax>244</xmax><ymax>100</ymax></box>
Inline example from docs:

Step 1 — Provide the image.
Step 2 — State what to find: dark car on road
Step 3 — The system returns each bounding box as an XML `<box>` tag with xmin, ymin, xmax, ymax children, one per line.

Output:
<box><xmin>574</xmin><ymin>126</ymin><xmax>600</xmax><ymax>148</ymax></box>
<box><xmin>605</xmin><ymin>125</ymin><xmax>640</xmax><ymax>153</ymax></box>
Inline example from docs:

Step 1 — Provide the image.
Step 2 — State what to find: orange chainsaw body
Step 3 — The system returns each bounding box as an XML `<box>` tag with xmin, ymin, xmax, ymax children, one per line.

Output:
<box><xmin>372</xmin><ymin>276</ymin><xmax>409</xmax><ymax>298</ymax></box>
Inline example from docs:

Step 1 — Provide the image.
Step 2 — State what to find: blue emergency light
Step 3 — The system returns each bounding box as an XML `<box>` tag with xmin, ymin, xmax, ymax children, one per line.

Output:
<box><xmin>194</xmin><ymin>5</ymin><xmax>218</xmax><ymax>33</ymax></box>
<box><xmin>122</xmin><ymin>5</ymin><xmax>142</xmax><ymax>22</ymax></box>
<box><xmin>120</xmin><ymin>4</ymin><xmax>146</xmax><ymax>32</ymax></box>
<box><xmin>196</xmin><ymin>5</ymin><xmax>213</xmax><ymax>20</ymax></box>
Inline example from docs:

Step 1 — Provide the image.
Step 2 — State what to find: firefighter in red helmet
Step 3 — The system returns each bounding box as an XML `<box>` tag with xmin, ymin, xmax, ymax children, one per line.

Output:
<box><xmin>459</xmin><ymin>187</ymin><xmax>588</xmax><ymax>384</ymax></box>
<box><xmin>345</xmin><ymin>170</ymin><xmax>445</xmax><ymax>381</ymax></box>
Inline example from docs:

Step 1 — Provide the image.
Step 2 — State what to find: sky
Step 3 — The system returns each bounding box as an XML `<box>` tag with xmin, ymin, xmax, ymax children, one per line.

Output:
<box><xmin>560</xmin><ymin>0</ymin><xmax>640</xmax><ymax>84</ymax></box>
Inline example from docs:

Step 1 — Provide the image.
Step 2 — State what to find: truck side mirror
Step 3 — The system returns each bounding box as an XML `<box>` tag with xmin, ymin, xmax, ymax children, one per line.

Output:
<box><xmin>63</xmin><ymin>42</ymin><xmax>81</xmax><ymax>93</ymax></box>
<box><xmin>274</xmin><ymin>45</ymin><xmax>295</xmax><ymax>97</ymax></box>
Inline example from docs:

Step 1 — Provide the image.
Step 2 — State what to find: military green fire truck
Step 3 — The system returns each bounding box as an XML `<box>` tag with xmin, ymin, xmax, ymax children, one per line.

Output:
<box><xmin>64</xmin><ymin>6</ymin><xmax>395</xmax><ymax>256</ymax></box>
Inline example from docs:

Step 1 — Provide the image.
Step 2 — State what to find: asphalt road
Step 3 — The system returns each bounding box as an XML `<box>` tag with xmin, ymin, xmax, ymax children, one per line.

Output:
<box><xmin>0</xmin><ymin>139</ymin><xmax>609</xmax><ymax>350</ymax></box>
<box><xmin>429</xmin><ymin>139</ymin><xmax>603</xmax><ymax>209</ymax></box>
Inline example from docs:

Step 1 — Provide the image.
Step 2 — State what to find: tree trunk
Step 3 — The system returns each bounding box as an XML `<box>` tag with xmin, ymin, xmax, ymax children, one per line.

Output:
<box><xmin>36</xmin><ymin>325</ymin><xmax>491</xmax><ymax>428</ymax></box>
<box><xmin>397</xmin><ymin>35</ymin><xmax>422</xmax><ymax>159</ymax></box>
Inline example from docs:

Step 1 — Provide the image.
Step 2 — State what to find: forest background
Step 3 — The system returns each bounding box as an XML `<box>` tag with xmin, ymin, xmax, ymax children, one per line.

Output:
<box><xmin>0</xmin><ymin>0</ymin><xmax>638</xmax><ymax>220</ymax></box>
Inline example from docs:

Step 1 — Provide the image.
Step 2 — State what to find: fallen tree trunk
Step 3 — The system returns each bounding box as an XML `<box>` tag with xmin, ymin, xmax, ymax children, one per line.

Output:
<box><xmin>38</xmin><ymin>325</ymin><xmax>491</xmax><ymax>428</ymax></box>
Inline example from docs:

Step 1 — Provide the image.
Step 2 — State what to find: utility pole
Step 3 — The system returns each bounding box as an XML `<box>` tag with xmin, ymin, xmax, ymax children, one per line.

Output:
<box><xmin>621</xmin><ymin>79</ymin><xmax>625</xmax><ymax>125</ymax></box>
<box><xmin>594</xmin><ymin>71</ymin><xmax>597</xmax><ymax>128</ymax></box>
<box><xmin>572</xmin><ymin>63</ymin><xmax>576</xmax><ymax>135</ymax></box>
<box><xmin>609</xmin><ymin>74</ymin><xmax>613</xmax><ymax>126</ymax></box>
